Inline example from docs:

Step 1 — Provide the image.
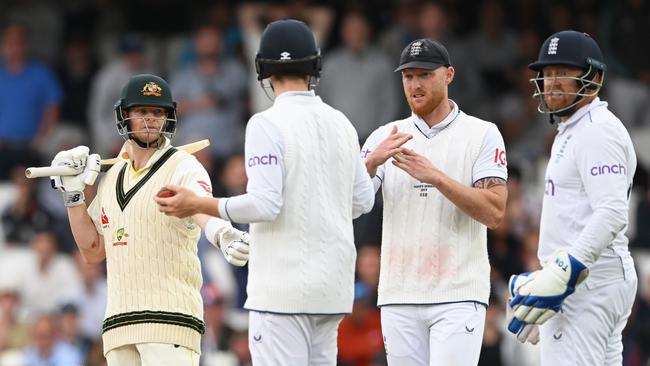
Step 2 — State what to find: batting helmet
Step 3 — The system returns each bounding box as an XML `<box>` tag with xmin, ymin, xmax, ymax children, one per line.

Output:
<box><xmin>114</xmin><ymin>74</ymin><xmax>178</xmax><ymax>146</ymax></box>
<box><xmin>529</xmin><ymin>30</ymin><xmax>606</xmax><ymax>116</ymax></box>
<box><xmin>254</xmin><ymin>19</ymin><xmax>321</xmax><ymax>81</ymax></box>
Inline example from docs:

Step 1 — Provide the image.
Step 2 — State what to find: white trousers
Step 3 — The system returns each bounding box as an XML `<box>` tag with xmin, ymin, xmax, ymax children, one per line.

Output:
<box><xmin>539</xmin><ymin>273</ymin><xmax>637</xmax><ymax>366</ymax></box>
<box><xmin>105</xmin><ymin>343</ymin><xmax>200</xmax><ymax>366</ymax></box>
<box><xmin>248</xmin><ymin>311</ymin><xmax>344</xmax><ymax>366</ymax></box>
<box><xmin>380</xmin><ymin>302</ymin><xmax>486</xmax><ymax>366</ymax></box>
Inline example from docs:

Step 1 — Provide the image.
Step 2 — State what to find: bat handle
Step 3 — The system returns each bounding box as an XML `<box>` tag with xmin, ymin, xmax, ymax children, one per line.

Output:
<box><xmin>25</xmin><ymin>166</ymin><xmax>80</xmax><ymax>178</ymax></box>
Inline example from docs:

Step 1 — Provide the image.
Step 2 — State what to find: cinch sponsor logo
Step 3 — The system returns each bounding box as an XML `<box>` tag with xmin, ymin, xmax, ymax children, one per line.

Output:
<box><xmin>545</xmin><ymin>178</ymin><xmax>555</xmax><ymax>196</ymax></box>
<box><xmin>248</xmin><ymin>154</ymin><xmax>278</xmax><ymax>167</ymax></box>
<box><xmin>590</xmin><ymin>163</ymin><xmax>626</xmax><ymax>176</ymax></box>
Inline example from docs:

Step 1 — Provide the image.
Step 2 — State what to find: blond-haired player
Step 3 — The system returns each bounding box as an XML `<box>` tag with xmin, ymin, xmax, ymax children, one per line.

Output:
<box><xmin>50</xmin><ymin>74</ymin><xmax>249</xmax><ymax>365</ymax></box>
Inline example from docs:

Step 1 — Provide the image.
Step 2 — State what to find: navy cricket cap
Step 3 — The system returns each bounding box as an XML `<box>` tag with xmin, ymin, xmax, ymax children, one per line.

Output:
<box><xmin>529</xmin><ymin>30</ymin><xmax>606</xmax><ymax>72</ymax></box>
<box><xmin>395</xmin><ymin>38</ymin><xmax>451</xmax><ymax>72</ymax></box>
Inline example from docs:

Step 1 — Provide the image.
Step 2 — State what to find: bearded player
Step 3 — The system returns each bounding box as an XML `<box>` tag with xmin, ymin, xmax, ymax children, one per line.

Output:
<box><xmin>361</xmin><ymin>38</ymin><xmax>508</xmax><ymax>365</ymax></box>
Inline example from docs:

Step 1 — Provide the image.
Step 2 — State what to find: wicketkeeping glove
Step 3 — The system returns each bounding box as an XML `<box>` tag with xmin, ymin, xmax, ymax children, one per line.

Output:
<box><xmin>506</xmin><ymin>273</ymin><xmax>539</xmax><ymax>345</ymax></box>
<box><xmin>50</xmin><ymin>146</ymin><xmax>101</xmax><ymax>207</ymax></box>
<box><xmin>508</xmin><ymin>250</ymin><xmax>588</xmax><ymax>335</ymax></box>
<box><xmin>216</xmin><ymin>227</ymin><xmax>250</xmax><ymax>267</ymax></box>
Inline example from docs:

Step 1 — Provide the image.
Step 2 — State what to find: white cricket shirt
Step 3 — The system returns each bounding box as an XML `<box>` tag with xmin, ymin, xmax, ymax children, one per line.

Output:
<box><xmin>218</xmin><ymin>90</ymin><xmax>375</xmax><ymax>223</ymax></box>
<box><xmin>539</xmin><ymin>98</ymin><xmax>637</xmax><ymax>286</ymax></box>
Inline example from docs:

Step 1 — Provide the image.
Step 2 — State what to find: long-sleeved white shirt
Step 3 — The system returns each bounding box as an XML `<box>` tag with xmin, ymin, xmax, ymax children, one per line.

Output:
<box><xmin>539</xmin><ymin>98</ymin><xmax>636</xmax><ymax>285</ymax></box>
<box><xmin>362</xmin><ymin>100</ymin><xmax>508</xmax><ymax>192</ymax></box>
<box><xmin>218</xmin><ymin>91</ymin><xmax>375</xmax><ymax>223</ymax></box>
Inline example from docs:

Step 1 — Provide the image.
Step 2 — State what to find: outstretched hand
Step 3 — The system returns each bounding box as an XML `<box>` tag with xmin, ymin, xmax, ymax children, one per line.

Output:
<box><xmin>392</xmin><ymin>148</ymin><xmax>441</xmax><ymax>186</ymax></box>
<box><xmin>365</xmin><ymin>125</ymin><xmax>412</xmax><ymax>177</ymax></box>
<box><xmin>154</xmin><ymin>185</ymin><xmax>200</xmax><ymax>218</ymax></box>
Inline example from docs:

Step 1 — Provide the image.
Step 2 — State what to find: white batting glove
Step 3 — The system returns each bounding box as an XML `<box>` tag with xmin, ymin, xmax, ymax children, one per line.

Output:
<box><xmin>508</xmin><ymin>250</ymin><xmax>588</xmax><ymax>335</ymax></box>
<box><xmin>216</xmin><ymin>227</ymin><xmax>250</xmax><ymax>267</ymax></box>
<box><xmin>505</xmin><ymin>273</ymin><xmax>540</xmax><ymax>345</ymax></box>
<box><xmin>50</xmin><ymin>146</ymin><xmax>101</xmax><ymax>207</ymax></box>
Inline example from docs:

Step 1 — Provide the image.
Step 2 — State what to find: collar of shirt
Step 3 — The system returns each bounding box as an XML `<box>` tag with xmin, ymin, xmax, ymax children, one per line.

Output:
<box><xmin>556</xmin><ymin>97</ymin><xmax>608</xmax><ymax>134</ymax></box>
<box><xmin>411</xmin><ymin>99</ymin><xmax>460</xmax><ymax>139</ymax></box>
<box><xmin>274</xmin><ymin>90</ymin><xmax>316</xmax><ymax>102</ymax></box>
<box><xmin>118</xmin><ymin>137</ymin><xmax>173</xmax><ymax>176</ymax></box>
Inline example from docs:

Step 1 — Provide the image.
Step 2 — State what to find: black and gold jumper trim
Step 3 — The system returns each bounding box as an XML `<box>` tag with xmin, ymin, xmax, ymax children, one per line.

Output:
<box><xmin>115</xmin><ymin>147</ymin><xmax>177</xmax><ymax>211</ymax></box>
<box><xmin>102</xmin><ymin>310</ymin><xmax>205</xmax><ymax>334</ymax></box>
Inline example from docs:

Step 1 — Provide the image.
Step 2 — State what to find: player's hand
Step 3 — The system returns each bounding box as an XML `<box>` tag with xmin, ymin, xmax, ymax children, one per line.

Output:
<box><xmin>216</xmin><ymin>227</ymin><xmax>250</xmax><ymax>267</ymax></box>
<box><xmin>505</xmin><ymin>273</ymin><xmax>540</xmax><ymax>345</ymax></box>
<box><xmin>507</xmin><ymin>250</ymin><xmax>588</xmax><ymax>335</ymax></box>
<box><xmin>154</xmin><ymin>185</ymin><xmax>200</xmax><ymax>218</ymax></box>
<box><xmin>392</xmin><ymin>148</ymin><xmax>442</xmax><ymax>186</ymax></box>
<box><xmin>50</xmin><ymin>146</ymin><xmax>101</xmax><ymax>207</ymax></box>
<box><xmin>365</xmin><ymin>125</ymin><xmax>412</xmax><ymax>177</ymax></box>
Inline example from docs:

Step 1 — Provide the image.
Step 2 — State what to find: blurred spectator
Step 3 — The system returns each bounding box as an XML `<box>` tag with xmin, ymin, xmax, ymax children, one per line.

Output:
<box><xmin>63</xmin><ymin>251</ymin><xmax>106</xmax><ymax>340</ymax></box>
<box><xmin>20</xmin><ymin>232</ymin><xmax>81</xmax><ymax>316</ymax></box>
<box><xmin>1</xmin><ymin>166</ymin><xmax>55</xmax><ymax>246</ymax></box>
<box><xmin>3</xmin><ymin>1</ymin><xmax>63</xmax><ymax>65</ymax></box>
<box><xmin>319</xmin><ymin>10</ymin><xmax>399</xmax><ymax>141</ymax></box>
<box><xmin>603</xmin><ymin>0</ymin><xmax>650</xmax><ymax>128</ymax></box>
<box><xmin>0</xmin><ymin>277</ymin><xmax>29</xmax><ymax>352</ymax></box>
<box><xmin>355</xmin><ymin>244</ymin><xmax>381</xmax><ymax>305</ymax></box>
<box><xmin>58</xmin><ymin>303</ymin><xmax>92</xmax><ymax>362</ymax></box>
<box><xmin>201</xmin><ymin>284</ymin><xmax>235</xmax><ymax>356</ymax></box>
<box><xmin>23</xmin><ymin>315</ymin><xmax>83</xmax><ymax>366</ymax></box>
<box><xmin>171</xmin><ymin>24</ymin><xmax>248</xmax><ymax>159</ymax></box>
<box><xmin>337</xmin><ymin>282</ymin><xmax>384</xmax><ymax>366</ymax></box>
<box><xmin>87</xmin><ymin>32</ymin><xmax>149</xmax><ymax>157</ymax></box>
<box><xmin>465</xmin><ymin>0</ymin><xmax>520</xmax><ymax>120</ymax></box>
<box><xmin>56</xmin><ymin>34</ymin><xmax>96</xmax><ymax>134</ymax></box>
<box><xmin>0</xmin><ymin>22</ymin><xmax>62</xmax><ymax>179</ymax></box>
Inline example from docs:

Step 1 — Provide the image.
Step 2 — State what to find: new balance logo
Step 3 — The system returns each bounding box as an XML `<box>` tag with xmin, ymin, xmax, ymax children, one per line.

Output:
<box><xmin>280</xmin><ymin>52</ymin><xmax>291</xmax><ymax>60</ymax></box>
<box><xmin>465</xmin><ymin>325</ymin><xmax>475</xmax><ymax>334</ymax></box>
<box><xmin>410</xmin><ymin>41</ymin><xmax>423</xmax><ymax>56</ymax></box>
<box><xmin>548</xmin><ymin>37</ymin><xmax>560</xmax><ymax>55</ymax></box>
<box><xmin>253</xmin><ymin>334</ymin><xmax>262</xmax><ymax>342</ymax></box>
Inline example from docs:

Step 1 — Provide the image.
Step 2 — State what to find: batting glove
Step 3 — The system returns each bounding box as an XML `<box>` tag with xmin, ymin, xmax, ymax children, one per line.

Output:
<box><xmin>506</xmin><ymin>273</ymin><xmax>540</xmax><ymax>345</ymax></box>
<box><xmin>217</xmin><ymin>227</ymin><xmax>250</xmax><ymax>267</ymax></box>
<box><xmin>508</xmin><ymin>250</ymin><xmax>588</xmax><ymax>335</ymax></box>
<box><xmin>50</xmin><ymin>146</ymin><xmax>101</xmax><ymax>207</ymax></box>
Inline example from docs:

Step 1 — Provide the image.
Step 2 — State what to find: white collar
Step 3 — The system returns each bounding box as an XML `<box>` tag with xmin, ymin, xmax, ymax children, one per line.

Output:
<box><xmin>275</xmin><ymin>90</ymin><xmax>316</xmax><ymax>101</ymax></box>
<box><xmin>411</xmin><ymin>99</ymin><xmax>461</xmax><ymax>139</ymax></box>
<box><xmin>557</xmin><ymin>97</ymin><xmax>608</xmax><ymax>133</ymax></box>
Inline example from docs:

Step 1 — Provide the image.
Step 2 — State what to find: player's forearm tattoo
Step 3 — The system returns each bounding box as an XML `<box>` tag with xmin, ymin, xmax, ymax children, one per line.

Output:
<box><xmin>473</xmin><ymin>177</ymin><xmax>506</xmax><ymax>189</ymax></box>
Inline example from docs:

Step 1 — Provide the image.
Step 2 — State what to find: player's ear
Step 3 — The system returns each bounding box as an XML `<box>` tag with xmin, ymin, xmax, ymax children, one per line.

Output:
<box><xmin>446</xmin><ymin>66</ymin><xmax>455</xmax><ymax>85</ymax></box>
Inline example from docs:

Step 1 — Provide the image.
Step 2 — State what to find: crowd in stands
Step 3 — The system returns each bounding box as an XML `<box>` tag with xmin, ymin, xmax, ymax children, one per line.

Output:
<box><xmin>1</xmin><ymin>1</ymin><xmax>649</xmax><ymax>365</ymax></box>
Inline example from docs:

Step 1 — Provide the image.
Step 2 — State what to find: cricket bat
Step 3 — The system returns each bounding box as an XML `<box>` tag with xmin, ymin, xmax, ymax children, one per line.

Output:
<box><xmin>25</xmin><ymin>139</ymin><xmax>210</xmax><ymax>178</ymax></box>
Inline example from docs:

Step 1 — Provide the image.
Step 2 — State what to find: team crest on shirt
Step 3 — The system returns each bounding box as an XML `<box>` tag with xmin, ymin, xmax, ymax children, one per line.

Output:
<box><xmin>112</xmin><ymin>227</ymin><xmax>129</xmax><ymax>246</ymax></box>
<box><xmin>101</xmin><ymin>207</ymin><xmax>110</xmax><ymax>228</ymax></box>
<box><xmin>142</xmin><ymin>82</ymin><xmax>162</xmax><ymax>97</ymax></box>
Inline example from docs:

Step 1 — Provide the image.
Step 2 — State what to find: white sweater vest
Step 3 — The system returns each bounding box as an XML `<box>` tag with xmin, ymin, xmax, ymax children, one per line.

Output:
<box><xmin>378</xmin><ymin>113</ymin><xmax>493</xmax><ymax>306</ymax></box>
<box><xmin>93</xmin><ymin>147</ymin><xmax>204</xmax><ymax>354</ymax></box>
<box><xmin>245</xmin><ymin>93</ymin><xmax>359</xmax><ymax>314</ymax></box>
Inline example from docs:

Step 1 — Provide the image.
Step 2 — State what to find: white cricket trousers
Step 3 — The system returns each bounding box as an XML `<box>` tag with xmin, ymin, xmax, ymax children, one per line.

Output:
<box><xmin>248</xmin><ymin>311</ymin><xmax>344</xmax><ymax>366</ymax></box>
<box><xmin>539</xmin><ymin>273</ymin><xmax>637</xmax><ymax>366</ymax></box>
<box><xmin>105</xmin><ymin>342</ymin><xmax>200</xmax><ymax>366</ymax></box>
<box><xmin>380</xmin><ymin>302</ymin><xmax>486</xmax><ymax>366</ymax></box>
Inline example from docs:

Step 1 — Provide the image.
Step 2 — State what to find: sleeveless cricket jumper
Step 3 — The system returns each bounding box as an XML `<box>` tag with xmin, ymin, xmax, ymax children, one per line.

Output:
<box><xmin>379</xmin><ymin>112</ymin><xmax>493</xmax><ymax>307</ymax></box>
<box><xmin>244</xmin><ymin>92</ymin><xmax>359</xmax><ymax>315</ymax></box>
<box><xmin>91</xmin><ymin>144</ymin><xmax>205</xmax><ymax>355</ymax></box>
